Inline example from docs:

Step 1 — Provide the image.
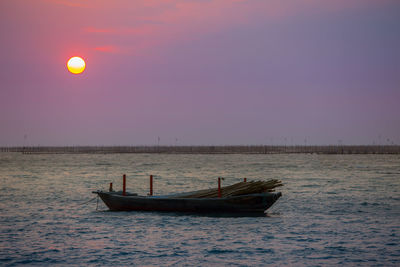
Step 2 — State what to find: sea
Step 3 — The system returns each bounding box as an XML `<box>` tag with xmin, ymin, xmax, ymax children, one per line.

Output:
<box><xmin>0</xmin><ymin>153</ymin><xmax>399</xmax><ymax>266</ymax></box>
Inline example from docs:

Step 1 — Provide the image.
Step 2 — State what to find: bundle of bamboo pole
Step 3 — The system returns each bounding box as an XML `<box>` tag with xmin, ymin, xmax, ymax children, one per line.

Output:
<box><xmin>174</xmin><ymin>179</ymin><xmax>283</xmax><ymax>198</ymax></box>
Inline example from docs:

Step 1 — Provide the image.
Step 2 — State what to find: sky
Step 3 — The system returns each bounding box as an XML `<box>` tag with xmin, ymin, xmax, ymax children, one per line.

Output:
<box><xmin>0</xmin><ymin>0</ymin><xmax>399</xmax><ymax>146</ymax></box>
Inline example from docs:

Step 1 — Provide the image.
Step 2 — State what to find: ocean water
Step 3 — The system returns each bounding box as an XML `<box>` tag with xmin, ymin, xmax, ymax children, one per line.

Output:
<box><xmin>0</xmin><ymin>153</ymin><xmax>399</xmax><ymax>266</ymax></box>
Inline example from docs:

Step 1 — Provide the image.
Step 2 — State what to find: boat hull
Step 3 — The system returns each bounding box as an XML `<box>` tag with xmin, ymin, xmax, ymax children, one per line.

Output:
<box><xmin>94</xmin><ymin>191</ymin><xmax>282</xmax><ymax>213</ymax></box>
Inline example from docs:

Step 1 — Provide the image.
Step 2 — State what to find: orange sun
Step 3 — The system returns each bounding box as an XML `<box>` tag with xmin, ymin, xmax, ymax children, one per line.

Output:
<box><xmin>67</xmin><ymin>56</ymin><xmax>86</xmax><ymax>74</ymax></box>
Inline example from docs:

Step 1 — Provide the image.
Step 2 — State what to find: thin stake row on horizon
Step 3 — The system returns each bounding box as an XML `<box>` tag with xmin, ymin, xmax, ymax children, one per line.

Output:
<box><xmin>0</xmin><ymin>145</ymin><xmax>400</xmax><ymax>154</ymax></box>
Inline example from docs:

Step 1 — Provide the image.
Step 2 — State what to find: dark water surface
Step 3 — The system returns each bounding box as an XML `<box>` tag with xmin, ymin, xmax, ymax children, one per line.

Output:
<box><xmin>1</xmin><ymin>153</ymin><xmax>399</xmax><ymax>266</ymax></box>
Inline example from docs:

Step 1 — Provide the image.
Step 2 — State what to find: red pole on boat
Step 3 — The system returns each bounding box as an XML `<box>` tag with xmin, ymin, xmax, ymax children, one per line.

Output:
<box><xmin>244</xmin><ymin>178</ymin><xmax>247</xmax><ymax>182</ymax></box>
<box><xmin>218</xmin><ymin>177</ymin><xmax>222</xmax><ymax>198</ymax></box>
<box><xmin>109</xmin><ymin>182</ymin><xmax>113</xmax><ymax>192</ymax></box>
<box><xmin>122</xmin><ymin>174</ymin><xmax>126</xmax><ymax>196</ymax></box>
<box><xmin>149</xmin><ymin>175</ymin><xmax>153</xmax><ymax>196</ymax></box>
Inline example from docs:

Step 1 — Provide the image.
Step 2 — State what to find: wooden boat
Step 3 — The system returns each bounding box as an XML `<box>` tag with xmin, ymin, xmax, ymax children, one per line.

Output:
<box><xmin>92</xmin><ymin>190</ymin><xmax>282</xmax><ymax>214</ymax></box>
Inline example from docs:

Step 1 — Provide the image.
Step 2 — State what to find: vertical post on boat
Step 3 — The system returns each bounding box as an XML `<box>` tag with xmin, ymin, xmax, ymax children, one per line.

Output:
<box><xmin>244</xmin><ymin>178</ymin><xmax>247</xmax><ymax>182</ymax></box>
<box><xmin>149</xmin><ymin>175</ymin><xmax>153</xmax><ymax>196</ymax></box>
<box><xmin>122</xmin><ymin>174</ymin><xmax>126</xmax><ymax>196</ymax></box>
<box><xmin>218</xmin><ymin>177</ymin><xmax>222</xmax><ymax>198</ymax></box>
<box><xmin>109</xmin><ymin>182</ymin><xmax>113</xmax><ymax>192</ymax></box>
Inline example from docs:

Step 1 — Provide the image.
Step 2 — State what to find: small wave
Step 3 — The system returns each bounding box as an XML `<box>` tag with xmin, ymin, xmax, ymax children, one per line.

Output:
<box><xmin>207</xmin><ymin>248</ymin><xmax>236</xmax><ymax>254</ymax></box>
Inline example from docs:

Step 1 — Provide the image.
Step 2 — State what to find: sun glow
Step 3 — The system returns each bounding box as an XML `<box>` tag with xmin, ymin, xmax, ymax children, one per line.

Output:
<box><xmin>67</xmin><ymin>56</ymin><xmax>86</xmax><ymax>74</ymax></box>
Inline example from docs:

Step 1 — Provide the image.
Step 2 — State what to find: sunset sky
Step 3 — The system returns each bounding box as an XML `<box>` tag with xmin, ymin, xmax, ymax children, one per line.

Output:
<box><xmin>1</xmin><ymin>0</ymin><xmax>399</xmax><ymax>146</ymax></box>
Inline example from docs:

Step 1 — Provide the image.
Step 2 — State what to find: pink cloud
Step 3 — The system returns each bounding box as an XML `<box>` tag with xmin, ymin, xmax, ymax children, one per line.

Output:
<box><xmin>44</xmin><ymin>0</ymin><xmax>88</xmax><ymax>8</ymax></box>
<box><xmin>80</xmin><ymin>0</ymin><xmax>398</xmax><ymax>56</ymax></box>
<box><xmin>83</xmin><ymin>27</ymin><xmax>114</xmax><ymax>34</ymax></box>
<box><xmin>94</xmin><ymin>45</ymin><xmax>119</xmax><ymax>54</ymax></box>
<box><xmin>83</xmin><ymin>25</ymin><xmax>157</xmax><ymax>36</ymax></box>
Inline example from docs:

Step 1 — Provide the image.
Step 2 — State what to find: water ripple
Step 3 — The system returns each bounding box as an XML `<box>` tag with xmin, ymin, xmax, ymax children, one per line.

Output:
<box><xmin>1</xmin><ymin>153</ymin><xmax>399</xmax><ymax>266</ymax></box>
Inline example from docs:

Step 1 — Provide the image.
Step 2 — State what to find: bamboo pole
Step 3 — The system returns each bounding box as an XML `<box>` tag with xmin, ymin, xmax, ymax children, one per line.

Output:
<box><xmin>174</xmin><ymin>179</ymin><xmax>283</xmax><ymax>198</ymax></box>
